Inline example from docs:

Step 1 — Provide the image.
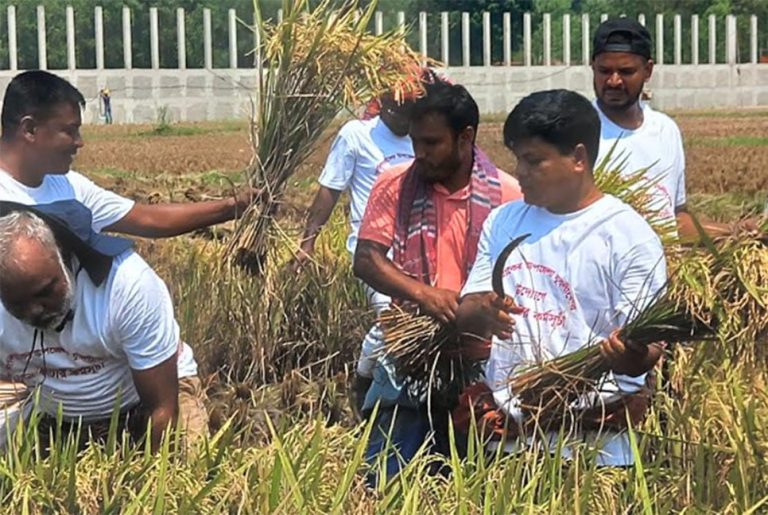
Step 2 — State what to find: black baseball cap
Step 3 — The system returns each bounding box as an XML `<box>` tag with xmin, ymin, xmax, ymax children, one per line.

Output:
<box><xmin>592</xmin><ymin>18</ymin><xmax>652</xmax><ymax>60</ymax></box>
<box><xmin>0</xmin><ymin>200</ymin><xmax>133</xmax><ymax>287</ymax></box>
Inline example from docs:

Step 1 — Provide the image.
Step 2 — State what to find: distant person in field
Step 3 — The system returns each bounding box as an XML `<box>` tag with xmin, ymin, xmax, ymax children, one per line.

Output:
<box><xmin>99</xmin><ymin>87</ymin><xmax>112</xmax><ymax>125</ymax></box>
<box><xmin>0</xmin><ymin>203</ymin><xmax>207</xmax><ymax>451</ymax></box>
<box><xmin>454</xmin><ymin>89</ymin><xmax>666</xmax><ymax>467</ymax></box>
<box><xmin>591</xmin><ymin>18</ymin><xmax>755</xmax><ymax>240</ymax></box>
<box><xmin>353</xmin><ymin>80</ymin><xmax>521</xmax><ymax>483</ymax></box>
<box><xmin>0</xmin><ymin>70</ymin><xmax>259</xmax><ymax>240</ymax></box>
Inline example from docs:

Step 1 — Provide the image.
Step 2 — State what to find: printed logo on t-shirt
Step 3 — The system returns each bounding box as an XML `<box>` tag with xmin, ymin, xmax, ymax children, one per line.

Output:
<box><xmin>3</xmin><ymin>347</ymin><xmax>106</xmax><ymax>383</ymax></box>
<box><xmin>503</xmin><ymin>260</ymin><xmax>577</xmax><ymax>330</ymax></box>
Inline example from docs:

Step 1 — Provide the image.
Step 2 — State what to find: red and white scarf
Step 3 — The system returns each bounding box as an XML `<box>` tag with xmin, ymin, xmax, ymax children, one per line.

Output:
<box><xmin>392</xmin><ymin>147</ymin><xmax>502</xmax><ymax>288</ymax></box>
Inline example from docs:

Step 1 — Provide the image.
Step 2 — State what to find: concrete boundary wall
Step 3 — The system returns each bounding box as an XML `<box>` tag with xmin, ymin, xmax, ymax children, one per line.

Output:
<box><xmin>0</xmin><ymin>65</ymin><xmax>765</xmax><ymax>124</ymax></box>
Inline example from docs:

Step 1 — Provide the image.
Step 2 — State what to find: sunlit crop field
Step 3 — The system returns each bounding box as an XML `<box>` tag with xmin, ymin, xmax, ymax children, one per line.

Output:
<box><xmin>6</xmin><ymin>110</ymin><xmax>767</xmax><ymax>513</ymax></box>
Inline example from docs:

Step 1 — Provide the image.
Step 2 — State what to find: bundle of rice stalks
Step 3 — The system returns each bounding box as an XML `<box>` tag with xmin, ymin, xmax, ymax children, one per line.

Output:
<box><xmin>668</xmin><ymin>231</ymin><xmax>768</xmax><ymax>354</ymax></box>
<box><xmin>377</xmin><ymin>235</ymin><xmax>531</xmax><ymax>400</ymax></box>
<box><xmin>226</xmin><ymin>0</ymin><xmax>425</xmax><ymax>273</ymax></box>
<box><xmin>377</xmin><ymin>308</ymin><xmax>484</xmax><ymax>401</ymax></box>
<box><xmin>594</xmin><ymin>144</ymin><xmax>677</xmax><ymax>245</ymax></box>
<box><xmin>508</xmin><ymin>285</ymin><xmax>718</xmax><ymax>420</ymax></box>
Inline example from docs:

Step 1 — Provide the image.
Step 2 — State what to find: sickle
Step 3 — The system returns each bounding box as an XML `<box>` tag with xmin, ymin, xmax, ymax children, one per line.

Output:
<box><xmin>491</xmin><ymin>233</ymin><xmax>530</xmax><ymax>298</ymax></box>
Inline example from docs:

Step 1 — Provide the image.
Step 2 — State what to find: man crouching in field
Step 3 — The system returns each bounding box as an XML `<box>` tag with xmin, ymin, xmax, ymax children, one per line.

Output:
<box><xmin>454</xmin><ymin>90</ymin><xmax>666</xmax><ymax>466</ymax></box>
<box><xmin>0</xmin><ymin>202</ymin><xmax>207</xmax><ymax>451</ymax></box>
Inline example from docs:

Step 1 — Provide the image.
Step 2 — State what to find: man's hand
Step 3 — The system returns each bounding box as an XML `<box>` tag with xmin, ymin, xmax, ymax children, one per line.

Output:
<box><xmin>414</xmin><ymin>286</ymin><xmax>460</xmax><ymax>324</ymax></box>
<box><xmin>483</xmin><ymin>294</ymin><xmax>524</xmax><ymax>340</ymax></box>
<box><xmin>232</xmin><ymin>186</ymin><xmax>262</xmax><ymax>218</ymax></box>
<box><xmin>456</xmin><ymin>292</ymin><xmax>524</xmax><ymax>344</ymax></box>
<box><xmin>600</xmin><ymin>330</ymin><xmax>664</xmax><ymax>377</ymax></box>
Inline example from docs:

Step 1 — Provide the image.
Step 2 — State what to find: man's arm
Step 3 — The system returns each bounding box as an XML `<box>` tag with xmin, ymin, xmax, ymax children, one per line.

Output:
<box><xmin>353</xmin><ymin>239</ymin><xmax>459</xmax><ymax>323</ymax></box>
<box><xmin>131</xmin><ymin>354</ymin><xmax>179</xmax><ymax>452</ymax></box>
<box><xmin>290</xmin><ymin>186</ymin><xmax>343</xmax><ymax>268</ymax></box>
<box><xmin>676</xmin><ymin>205</ymin><xmax>762</xmax><ymax>243</ymax></box>
<box><xmin>105</xmin><ymin>187</ymin><xmax>258</xmax><ymax>238</ymax></box>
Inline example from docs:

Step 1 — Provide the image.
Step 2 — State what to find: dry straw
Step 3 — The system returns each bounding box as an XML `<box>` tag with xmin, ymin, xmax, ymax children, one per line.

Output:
<box><xmin>226</xmin><ymin>0</ymin><xmax>425</xmax><ymax>272</ymax></box>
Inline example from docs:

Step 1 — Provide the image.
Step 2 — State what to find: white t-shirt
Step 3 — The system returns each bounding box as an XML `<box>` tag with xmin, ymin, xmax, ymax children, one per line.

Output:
<box><xmin>0</xmin><ymin>251</ymin><xmax>197</xmax><ymax>421</ymax></box>
<box><xmin>462</xmin><ymin>195</ymin><xmax>667</xmax><ymax>466</ymax></box>
<box><xmin>0</xmin><ymin>169</ymin><xmax>135</xmax><ymax>232</ymax></box>
<box><xmin>595</xmin><ymin>101</ymin><xmax>686</xmax><ymax>227</ymax></box>
<box><xmin>318</xmin><ymin>116</ymin><xmax>413</xmax><ymax>254</ymax></box>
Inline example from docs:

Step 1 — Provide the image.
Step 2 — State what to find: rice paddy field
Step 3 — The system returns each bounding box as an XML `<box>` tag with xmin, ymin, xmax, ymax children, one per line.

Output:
<box><xmin>6</xmin><ymin>109</ymin><xmax>768</xmax><ymax>513</ymax></box>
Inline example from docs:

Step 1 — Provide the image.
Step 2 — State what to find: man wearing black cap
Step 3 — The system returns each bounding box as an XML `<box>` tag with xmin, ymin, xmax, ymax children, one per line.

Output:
<box><xmin>0</xmin><ymin>202</ymin><xmax>207</xmax><ymax>451</ymax></box>
<box><xmin>0</xmin><ymin>70</ymin><xmax>258</xmax><ymax>239</ymax></box>
<box><xmin>591</xmin><ymin>18</ymin><xmax>745</xmax><ymax>240</ymax></box>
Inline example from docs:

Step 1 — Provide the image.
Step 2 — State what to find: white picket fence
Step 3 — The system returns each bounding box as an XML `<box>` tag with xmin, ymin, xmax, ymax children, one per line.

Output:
<box><xmin>2</xmin><ymin>5</ymin><xmax>764</xmax><ymax>71</ymax></box>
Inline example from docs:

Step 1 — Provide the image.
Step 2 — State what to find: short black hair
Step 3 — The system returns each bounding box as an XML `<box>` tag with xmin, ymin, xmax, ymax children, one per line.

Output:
<box><xmin>1</xmin><ymin>70</ymin><xmax>85</xmax><ymax>138</ymax></box>
<box><xmin>503</xmin><ymin>89</ymin><xmax>601</xmax><ymax>167</ymax></box>
<box><xmin>411</xmin><ymin>80</ymin><xmax>479</xmax><ymax>140</ymax></box>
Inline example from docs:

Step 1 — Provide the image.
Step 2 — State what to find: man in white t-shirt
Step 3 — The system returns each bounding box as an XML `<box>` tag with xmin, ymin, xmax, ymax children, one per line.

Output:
<box><xmin>591</xmin><ymin>18</ymin><xmax>746</xmax><ymax>240</ymax></box>
<box><xmin>0</xmin><ymin>70</ymin><xmax>258</xmax><ymax>239</ymax></box>
<box><xmin>455</xmin><ymin>90</ymin><xmax>666</xmax><ymax>467</ymax></box>
<box><xmin>290</xmin><ymin>95</ymin><xmax>415</xmax><ymax>416</ymax></box>
<box><xmin>0</xmin><ymin>203</ymin><xmax>206</xmax><ymax>452</ymax></box>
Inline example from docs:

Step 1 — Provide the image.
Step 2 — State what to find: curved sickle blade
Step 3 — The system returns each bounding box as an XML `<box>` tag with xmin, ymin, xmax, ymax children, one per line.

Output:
<box><xmin>491</xmin><ymin>233</ymin><xmax>530</xmax><ymax>298</ymax></box>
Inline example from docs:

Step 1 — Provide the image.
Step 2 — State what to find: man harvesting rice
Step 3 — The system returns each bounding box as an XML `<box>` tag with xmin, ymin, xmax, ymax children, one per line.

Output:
<box><xmin>353</xmin><ymin>80</ymin><xmax>521</xmax><ymax>481</ymax></box>
<box><xmin>0</xmin><ymin>202</ymin><xmax>206</xmax><ymax>451</ymax></box>
<box><xmin>0</xmin><ymin>70</ymin><xmax>259</xmax><ymax>239</ymax></box>
<box><xmin>454</xmin><ymin>90</ymin><xmax>666</xmax><ymax>466</ymax></box>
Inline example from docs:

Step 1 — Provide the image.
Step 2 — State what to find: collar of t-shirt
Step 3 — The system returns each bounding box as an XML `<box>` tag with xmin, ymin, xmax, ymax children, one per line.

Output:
<box><xmin>432</xmin><ymin>181</ymin><xmax>470</xmax><ymax>200</ymax></box>
<box><xmin>370</xmin><ymin>116</ymin><xmax>410</xmax><ymax>144</ymax></box>
<box><xmin>595</xmin><ymin>100</ymin><xmax>653</xmax><ymax>137</ymax></box>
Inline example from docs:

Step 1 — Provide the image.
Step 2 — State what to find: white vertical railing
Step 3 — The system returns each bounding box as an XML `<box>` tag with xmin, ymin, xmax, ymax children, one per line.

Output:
<box><xmin>523</xmin><ymin>12</ymin><xmax>531</xmax><ymax>66</ymax></box>
<box><xmin>66</xmin><ymin>6</ymin><xmax>76</xmax><ymax>70</ymax></box>
<box><xmin>750</xmin><ymin>15</ymin><xmax>758</xmax><ymax>64</ymax></box>
<box><xmin>582</xmin><ymin>14</ymin><xmax>590</xmax><ymax>65</ymax></box>
<box><xmin>123</xmin><ymin>6</ymin><xmax>132</xmax><ymax>69</ymax></box>
<box><xmin>483</xmin><ymin>12</ymin><xmax>491</xmax><ymax>66</ymax></box>
<box><xmin>503</xmin><ymin>12</ymin><xmax>511</xmax><ymax>66</ymax></box>
<box><xmin>150</xmin><ymin>7</ymin><xmax>160</xmax><ymax>69</ymax></box>
<box><xmin>0</xmin><ymin>8</ymin><xmax>761</xmax><ymax>71</ymax></box>
<box><xmin>7</xmin><ymin>6</ymin><xmax>17</xmax><ymax>71</ymax></box>
<box><xmin>563</xmin><ymin>14</ymin><xmax>571</xmax><ymax>66</ymax></box>
<box><xmin>228</xmin><ymin>9</ymin><xmax>238</xmax><ymax>69</ymax></box>
<box><xmin>726</xmin><ymin>14</ymin><xmax>736</xmax><ymax>64</ymax></box>
<box><xmin>95</xmin><ymin>7</ymin><xmax>105</xmax><ymax>70</ymax></box>
<box><xmin>419</xmin><ymin>12</ymin><xmax>428</xmax><ymax>65</ymax></box>
<box><xmin>177</xmin><ymin>8</ymin><xmax>186</xmax><ymax>70</ymax></box>
<box><xmin>691</xmin><ymin>14</ymin><xmax>699</xmax><ymax>65</ymax></box>
<box><xmin>441</xmin><ymin>12</ymin><xmax>449</xmax><ymax>65</ymax></box>
<box><xmin>203</xmin><ymin>8</ymin><xmax>212</xmax><ymax>68</ymax></box>
<box><xmin>543</xmin><ymin>13</ymin><xmax>551</xmax><ymax>66</ymax></box>
<box><xmin>656</xmin><ymin>14</ymin><xmax>664</xmax><ymax>65</ymax></box>
<box><xmin>674</xmin><ymin>14</ymin><xmax>682</xmax><ymax>64</ymax></box>
<box><xmin>37</xmin><ymin>6</ymin><xmax>47</xmax><ymax>70</ymax></box>
<box><xmin>709</xmin><ymin>14</ymin><xmax>716</xmax><ymax>64</ymax></box>
<box><xmin>462</xmin><ymin>12</ymin><xmax>470</xmax><ymax>67</ymax></box>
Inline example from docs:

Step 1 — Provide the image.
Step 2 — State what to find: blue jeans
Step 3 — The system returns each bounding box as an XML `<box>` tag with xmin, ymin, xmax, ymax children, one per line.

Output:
<box><xmin>364</xmin><ymin>405</ymin><xmax>456</xmax><ymax>487</ymax></box>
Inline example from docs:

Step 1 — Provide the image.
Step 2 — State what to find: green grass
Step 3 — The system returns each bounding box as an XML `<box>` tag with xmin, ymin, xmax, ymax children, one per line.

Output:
<box><xmin>687</xmin><ymin>136</ymin><xmax>768</xmax><ymax>147</ymax></box>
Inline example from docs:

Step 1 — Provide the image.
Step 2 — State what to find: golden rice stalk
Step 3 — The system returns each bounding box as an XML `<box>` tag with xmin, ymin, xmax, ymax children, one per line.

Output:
<box><xmin>594</xmin><ymin>142</ymin><xmax>677</xmax><ymax>245</ymax></box>
<box><xmin>377</xmin><ymin>307</ymin><xmax>485</xmax><ymax>399</ymax></box>
<box><xmin>225</xmin><ymin>0</ymin><xmax>426</xmax><ymax>273</ymax></box>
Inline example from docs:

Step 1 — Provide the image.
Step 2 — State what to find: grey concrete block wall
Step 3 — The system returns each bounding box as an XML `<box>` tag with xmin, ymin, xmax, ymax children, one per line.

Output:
<box><xmin>0</xmin><ymin>65</ymin><xmax>766</xmax><ymax>124</ymax></box>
